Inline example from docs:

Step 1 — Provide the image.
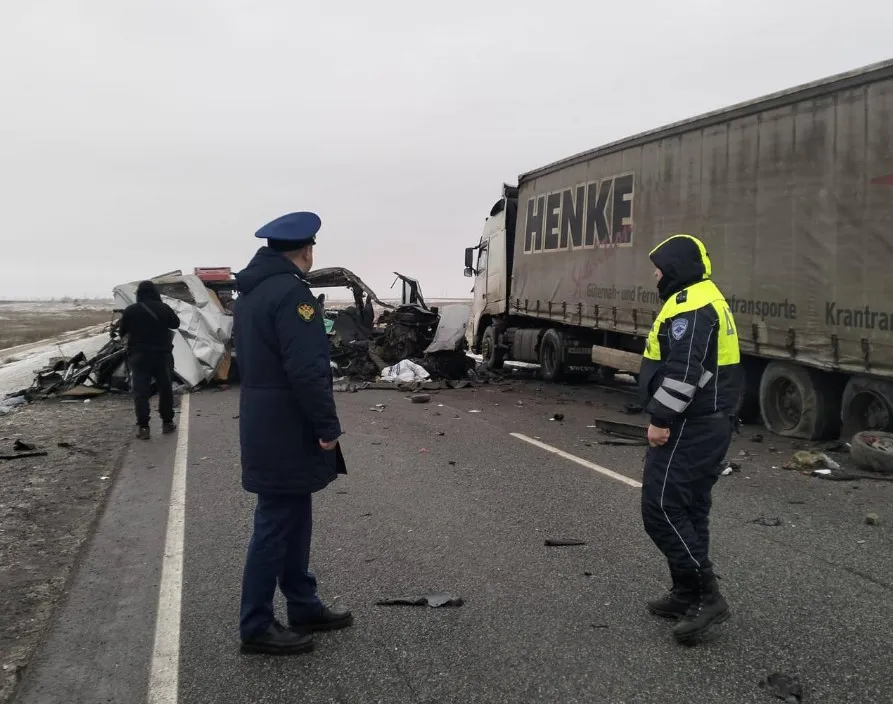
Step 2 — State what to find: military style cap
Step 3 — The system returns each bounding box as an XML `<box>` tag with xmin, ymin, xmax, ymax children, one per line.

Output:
<box><xmin>255</xmin><ymin>212</ymin><xmax>321</xmax><ymax>248</ymax></box>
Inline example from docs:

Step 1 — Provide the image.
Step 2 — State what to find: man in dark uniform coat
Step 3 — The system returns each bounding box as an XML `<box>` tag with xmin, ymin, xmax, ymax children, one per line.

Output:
<box><xmin>638</xmin><ymin>234</ymin><xmax>742</xmax><ymax>644</ymax></box>
<box><xmin>234</xmin><ymin>211</ymin><xmax>352</xmax><ymax>655</ymax></box>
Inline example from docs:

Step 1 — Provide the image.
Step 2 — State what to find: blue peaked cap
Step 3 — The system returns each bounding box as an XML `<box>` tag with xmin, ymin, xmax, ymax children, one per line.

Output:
<box><xmin>255</xmin><ymin>211</ymin><xmax>321</xmax><ymax>244</ymax></box>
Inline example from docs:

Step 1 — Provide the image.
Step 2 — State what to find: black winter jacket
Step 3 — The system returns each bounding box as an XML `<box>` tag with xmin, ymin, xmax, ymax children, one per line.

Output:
<box><xmin>119</xmin><ymin>282</ymin><xmax>180</xmax><ymax>353</ymax></box>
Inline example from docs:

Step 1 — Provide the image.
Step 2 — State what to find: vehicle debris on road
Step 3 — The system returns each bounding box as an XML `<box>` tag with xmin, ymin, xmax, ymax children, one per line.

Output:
<box><xmin>544</xmin><ymin>538</ymin><xmax>587</xmax><ymax>547</ymax></box>
<box><xmin>0</xmin><ymin>438</ymin><xmax>48</xmax><ymax>460</ymax></box>
<box><xmin>376</xmin><ymin>592</ymin><xmax>464</xmax><ymax>608</ymax></box>
<box><xmin>750</xmin><ymin>516</ymin><xmax>782</xmax><ymax>527</ymax></box>
<box><xmin>759</xmin><ymin>672</ymin><xmax>803</xmax><ymax>703</ymax></box>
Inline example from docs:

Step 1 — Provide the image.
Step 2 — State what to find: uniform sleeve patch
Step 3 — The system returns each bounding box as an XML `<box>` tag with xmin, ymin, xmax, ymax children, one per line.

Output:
<box><xmin>675</xmin><ymin>290</ymin><xmax>688</xmax><ymax>304</ymax></box>
<box><xmin>671</xmin><ymin>317</ymin><xmax>689</xmax><ymax>340</ymax></box>
<box><xmin>297</xmin><ymin>303</ymin><xmax>316</xmax><ymax>322</ymax></box>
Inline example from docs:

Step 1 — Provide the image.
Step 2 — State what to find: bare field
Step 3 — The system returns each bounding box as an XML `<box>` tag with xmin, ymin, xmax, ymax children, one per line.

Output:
<box><xmin>0</xmin><ymin>302</ymin><xmax>115</xmax><ymax>350</ymax></box>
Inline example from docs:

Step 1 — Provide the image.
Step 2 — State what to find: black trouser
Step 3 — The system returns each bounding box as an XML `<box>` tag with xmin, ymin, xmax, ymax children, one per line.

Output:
<box><xmin>129</xmin><ymin>350</ymin><xmax>175</xmax><ymax>427</ymax></box>
<box><xmin>641</xmin><ymin>414</ymin><xmax>733</xmax><ymax>571</ymax></box>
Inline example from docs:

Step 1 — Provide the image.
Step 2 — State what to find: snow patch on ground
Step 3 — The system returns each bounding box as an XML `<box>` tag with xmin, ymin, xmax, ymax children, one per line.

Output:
<box><xmin>0</xmin><ymin>333</ymin><xmax>109</xmax><ymax>398</ymax></box>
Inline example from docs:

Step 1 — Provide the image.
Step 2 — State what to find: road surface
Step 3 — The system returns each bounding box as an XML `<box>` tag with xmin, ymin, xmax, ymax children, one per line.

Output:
<box><xmin>12</xmin><ymin>380</ymin><xmax>893</xmax><ymax>703</ymax></box>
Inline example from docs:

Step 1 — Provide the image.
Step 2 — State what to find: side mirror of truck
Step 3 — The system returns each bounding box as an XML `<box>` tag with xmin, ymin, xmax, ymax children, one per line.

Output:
<box><xmin>464</xmin><ymin>266</ymin><xmax>474</xmax><ymax>278</ymax></box>
<box><xmin>464</xmin><ymin>247</ymin><xmax>474</xmax><ymax>269</ymax></box>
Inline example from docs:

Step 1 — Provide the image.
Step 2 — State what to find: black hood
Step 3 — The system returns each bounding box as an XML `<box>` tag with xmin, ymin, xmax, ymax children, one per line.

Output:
<box><xmin>649</xmin><ymin>235</ymin><xmax>712</xmax><ymax>300</ymax></box>
<box><xmin>136</xmin><ymin>280</ymin><xmax>162</xmax><ymax>303</ymax></box>
<box><xmin>235</xmin><ymin>246</ymin><xmax>302</xmax><ymax>295</ymax></box>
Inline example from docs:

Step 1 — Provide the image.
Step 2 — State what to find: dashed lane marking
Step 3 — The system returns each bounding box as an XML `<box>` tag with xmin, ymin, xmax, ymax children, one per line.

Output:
<box><xmin>510</xmin><ymin>432</ymin><xmax>643</xmax><ymax>488</ymax></box>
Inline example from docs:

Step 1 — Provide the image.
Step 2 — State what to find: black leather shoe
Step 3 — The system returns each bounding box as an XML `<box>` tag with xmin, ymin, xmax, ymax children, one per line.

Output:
<box><xmin>162</xmin><ymin>422</ymin><xmax>177</xmax><ymax>434</ymax></box>
<box><xmin>137</xmin><ymin>427</ymin><xmax>150</xmax><ymax>440</ymax></box>
<box><xmin>240</xmin><ymin>621</ymin><xmax>314</xmax><ymax>655</ymax></box>
<box><xmin>292</xmin><ymin>604</ymin><xmax>354</xmax><ymax>632</ymax></box>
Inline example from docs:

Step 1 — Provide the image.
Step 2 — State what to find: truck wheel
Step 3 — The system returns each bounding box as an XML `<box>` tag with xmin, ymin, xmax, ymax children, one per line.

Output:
<box><xmin>841</xmin><ymin>376</ymin><xmax>893</xmax><ymax>434</ymax></box>
<box><xmin>539</xmin><ymin>329</ymin><xmax>565</xmax><ymax>382</ymax></box>
<box><xmin>759</xmin><ymin>362</ymin><xmax>841</xmax><ymax>440</ymax></box>
<box><xmin>850</xmin><ymin>431</ymin><xmax>893</xmax><ymax>475</ymax></box>
<box><xmin>480</xmin><ymin>326</ymin><xmax>505</xmax><ymax>371</ymax></box>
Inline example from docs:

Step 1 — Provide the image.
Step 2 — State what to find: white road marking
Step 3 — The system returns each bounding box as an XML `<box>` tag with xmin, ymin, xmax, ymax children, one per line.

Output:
<box><xmin>510</xmin><ymin>432</ymin><xmax>643</xmax><ymax>488</ymax></box>
<box><xmin>148</xmin><ymin>393</ymin><xmax>191</xmax><ymax>704</ymax></box>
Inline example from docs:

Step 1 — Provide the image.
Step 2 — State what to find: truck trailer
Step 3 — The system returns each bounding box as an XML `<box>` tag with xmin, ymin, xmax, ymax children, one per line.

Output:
<box><xmin>464</xmin><ymin>58</ymin><xmax>893</xmax><ymax>441</ymax></box>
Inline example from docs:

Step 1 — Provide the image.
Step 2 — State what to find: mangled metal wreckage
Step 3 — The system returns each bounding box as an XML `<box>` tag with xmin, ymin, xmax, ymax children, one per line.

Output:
<box><xmin>14</xmin><ymin>267</ymin><xmax>469</xmax><ymax>403</ymax></box>
<box><xmin>305</xmin><ymin>269</ymin><xmax>473</xmax><ymax>384</ymax></box>
<box><xmin>17</xmin><ymin>270</ymin><xmax>234</xmax><ymax>402</ymax></box>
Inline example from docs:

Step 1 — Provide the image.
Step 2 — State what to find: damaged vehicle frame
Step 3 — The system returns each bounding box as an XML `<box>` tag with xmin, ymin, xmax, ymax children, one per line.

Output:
<box><xmin>303</xmin><ymin>268</ymin><xmax>473</xmax><ymax>381</ymax></box>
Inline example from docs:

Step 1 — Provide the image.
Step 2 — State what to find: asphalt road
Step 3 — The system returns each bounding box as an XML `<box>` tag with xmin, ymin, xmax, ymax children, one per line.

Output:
<box><xmin>14</xmin><ymin>380</ymin><xmax>893</xmax><ymax>703</ymax></box>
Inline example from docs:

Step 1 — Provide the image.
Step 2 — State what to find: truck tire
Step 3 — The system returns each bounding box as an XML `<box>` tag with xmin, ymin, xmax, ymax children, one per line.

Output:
<box><xmin>480</xmin><ymin>326</ymin><xmax>505</xmax><ymax>371</ymax></box>
<box><xmin>759</xmin><ymin>362</ymin><xmax>841</xmax><ymax>440</ymax></box>
<box><xmin>841</xmin><ymin>376</ymin><xmax>893</xmax><ymax>434</ymax></box>
<box><xmin>539</xmin><ymin>329</ymin><xmax>565</xmax><ymax>382</ymax></box>
<box><xmin>850</xmin><ymin>431</ymin><xmax>893</xmax><ymax>475</ymax></box>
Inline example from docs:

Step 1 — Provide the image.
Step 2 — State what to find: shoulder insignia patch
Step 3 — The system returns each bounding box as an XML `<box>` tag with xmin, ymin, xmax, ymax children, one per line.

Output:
<box><xmin>297</xmin><ymin>303</ymin><xmax>316</xmax><ymax>322</ymax></box>
<box><xmin>675</xmin><ymin>289</ymin><xmax>688</xmax><ymax>304</ymax></box>
<box><xmin>671</xmin><ymin>317</ymin><xmax>689</xmax><ymax>340</ymax></box>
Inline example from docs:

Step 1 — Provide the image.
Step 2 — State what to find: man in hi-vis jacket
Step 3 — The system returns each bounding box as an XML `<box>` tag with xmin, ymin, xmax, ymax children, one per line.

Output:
<box><xmin>638</xmin><ymin>234</ymin><xmax>743</xmax><ymax>644</ymax></box>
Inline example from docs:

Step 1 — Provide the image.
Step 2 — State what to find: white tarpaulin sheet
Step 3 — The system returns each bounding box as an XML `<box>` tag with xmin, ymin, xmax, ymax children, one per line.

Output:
<box><xmin>113</xmin><ymin>273</ymin><xmax>233</xmax><ymax>387</ymax></box>
<box><xmin>380</xmin><ymin>360</ymin><xmax>430</xmax><ymax>383</ymax></box>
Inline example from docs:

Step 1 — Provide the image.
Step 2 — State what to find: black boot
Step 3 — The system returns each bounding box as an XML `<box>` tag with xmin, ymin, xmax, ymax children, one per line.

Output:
<box><xmin>240</xmin><ymin>621</ymin><xmax>314</xmax><ymax>655</ymax></box>
<box><xmin>290</xmin><ymin>604</ymin><xmax>354</xmax><ymax>632</ymax></box>
<box><xmin>647</xmin><ymin>569</ymin><xmax>693</xmax><ymax>619</ymax></box>
<box><xmin>162</xmin><ymin>421</ymin><xmax>177</xmax><ymax>434</ymax></box>
<box><xmin>672</xmin><ymin>568</ymin><xmax>729</xmax><ymax>644</ymax></box>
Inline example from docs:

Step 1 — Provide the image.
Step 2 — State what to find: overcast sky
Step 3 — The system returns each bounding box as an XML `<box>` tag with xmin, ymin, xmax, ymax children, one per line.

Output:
<box><xmin>1</xmin><ymin>1</ymin><xmax>891</xmax><ymax>300</ymax></box>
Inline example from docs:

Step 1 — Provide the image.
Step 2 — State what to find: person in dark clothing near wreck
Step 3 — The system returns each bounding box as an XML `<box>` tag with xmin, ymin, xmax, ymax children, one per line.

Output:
<box><xmin>638</xmin><ymin>234</ymin><xmax>742</xmax><ymax>644</ymax></box>
<box><xmin>234</xmin><ymin>211</ymin><xmax>352</xmax><ymax>656</ymax></box>
<box><xmin>118</xmin><ymin>280</ymin><xmax>180</xmax><ymax>440</ymax></box>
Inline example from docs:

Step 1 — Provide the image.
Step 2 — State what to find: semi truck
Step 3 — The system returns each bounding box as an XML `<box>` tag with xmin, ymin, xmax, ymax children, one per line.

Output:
<box><xmin>463</xmin><ymin>58</ymin><xmax>893</xmax><ymax>441</ymax></box>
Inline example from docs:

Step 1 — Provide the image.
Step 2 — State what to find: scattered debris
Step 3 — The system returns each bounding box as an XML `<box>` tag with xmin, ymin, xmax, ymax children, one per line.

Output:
<box><xmin>751</xmin><ymin>433</ymin><xmax>764</xmax><ymax>443</ymax></box>
<box><xmin>590</xmin><ymin>623</ymin><xmax>609</xmax><ymax>629</ymax></box>
<box><xmin>448</xmin><ymin>461</ymin><xmax>456</xmax><ymax>466</ymax></box>
<box><xmin>376</xmin><ymin>592</ymin><xmax>464</xmax><ymax>608</ymax></box>
<box><xmin>594</xmin><ymin>437</ymin><xmax>647</xmax><ymax>447</ymax></box>
<box><xmin>468</xmin><ymin>409</ymin><xmax>482</xmax><ymax>414</ymax></box>
<box><xmin>370</xmin><ymin>404</ymin><xmax>387</xmax><ymax>413</ymax></box>
<box><xmin>783</xmin><ymin>450</ymin><xmax>841</xmax><ymax>473</ymax></box>
<box><xmin>544</xmin><ymin>538</ymin><xmax>587</xmax><ymax>547</ymax></box>
<box><xmin>623</xmin><ymin>404</ymin><xmax>643</xmax><ymax>414</ymax></box>
<box><xmin>759</xmin><ymin>672</ymin><xmax>803</xmax><ymax>703</ymax></box>
<box><xmin>591</xmin><ymin>418</ymin><xmax>647</xmax><ymax>440</ymax></box>
<box><xmin>583</xmin><ymin>571</ymin><xmax>594</xmax><ymax>577</ymax></box>
<box><xmin>0</xmin><ymin>439</ymin><xmax>48</xmax><ymax>460</ymax></box>
<box><xmin>750</xmin><ymin>516</ymin><xmax>782</xmax><ymax>527</ymax></box>
<box><xmin>410</xmin><ymin>393</ymin><xmax>431</xmax><ymax>404</ymax></box>
<box><xmin>419</xmin><ymin>448</ymin><xmax>430</xmax><ymax>454</ymax></box>
<box><xmin>719</xmin><ymin>460</ymin><xmax>742</xmax><ymax>476</ymax></box>
<box><xmin>550</xmin><ymin>412</ymin><xmax>565</xmax><ymax>422</ymax></box>
<box><xmin>865</xmin><ymin>513</ymin><xmax>881</xmax><ymax>526</ymax></box>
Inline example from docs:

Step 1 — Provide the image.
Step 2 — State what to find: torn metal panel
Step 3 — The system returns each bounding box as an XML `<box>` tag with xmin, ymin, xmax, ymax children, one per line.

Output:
<box><xmin>424</xmin><ymin>304</ymin><xmax>471</xmax><ymax>354</ymax></box>
<box><xmin>305</xmin><ymin>267</ymin><xmax>393</xmax><ymax>310</ymax></box>
<box><xmin>392</xmin><ymin>272</ymin><xmax>427</xmax><ymax>308</ymax></box>
<box><xmin>113</xmin><ymin>273</ymin><xmax>234</xmax><ymax>388</ymax></box>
